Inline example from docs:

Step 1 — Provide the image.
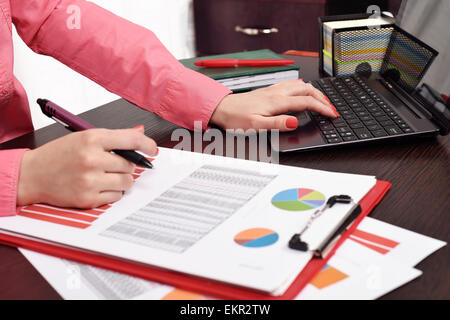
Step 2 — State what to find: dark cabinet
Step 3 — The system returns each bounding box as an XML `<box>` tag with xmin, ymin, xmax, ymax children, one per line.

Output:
<box><xmin>193</xmin><ymin>0</ymin><xmax>402</xmax><ymax>55</ymax></box>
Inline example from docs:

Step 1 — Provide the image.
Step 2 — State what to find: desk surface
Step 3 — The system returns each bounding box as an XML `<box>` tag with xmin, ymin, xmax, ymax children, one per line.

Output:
<box><xmin>1</xmin><ymin>56</ymin><xmax>449</xmax><ymax>300</ymax></box>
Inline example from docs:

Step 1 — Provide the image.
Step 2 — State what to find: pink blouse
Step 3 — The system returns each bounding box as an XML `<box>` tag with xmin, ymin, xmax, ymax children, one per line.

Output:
<box><xmin>0</xmin><ymin>0</ymin><xmax>231</xmax><ymax>216</ymax></box>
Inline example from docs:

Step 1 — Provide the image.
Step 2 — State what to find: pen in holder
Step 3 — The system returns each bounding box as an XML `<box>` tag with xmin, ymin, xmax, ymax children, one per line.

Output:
<box><xmin>288</xmin><ymin>195</ymin><xmax>361</xmax><ymax>259</ymax></box>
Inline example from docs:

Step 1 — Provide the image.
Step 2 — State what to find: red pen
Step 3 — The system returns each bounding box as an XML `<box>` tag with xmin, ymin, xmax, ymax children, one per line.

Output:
<box><xmin>194</xmin><ymin>59</ymin><xmax>295</xmax><ymax>68</ymax></box>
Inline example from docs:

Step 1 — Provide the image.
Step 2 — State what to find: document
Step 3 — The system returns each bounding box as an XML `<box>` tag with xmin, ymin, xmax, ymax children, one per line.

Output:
<box><xmin>296</xmin><ymin>217</ymin><xmax>446</xmax><ymax>299</ymax></box>
<box><xmin>19</xmin><ymin>216</ymin><xmax>445</xmax><ymax>300</ymax></box>
<box><xmin>0</xmin><ymin>147</ymin><xmax>377</xmax><ymax>295</ymax></box>
<box><xmin>296</xmin><ymin>240</ymin><xmax>422</xmax><ymax>300</ymax></box>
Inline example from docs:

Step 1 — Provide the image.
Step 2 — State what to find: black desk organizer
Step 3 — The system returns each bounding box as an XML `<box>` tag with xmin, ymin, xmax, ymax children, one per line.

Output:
<box><xmin>318</xmin><ymin>13</ymin><xmax>439</xmax><ymax>93</ymax></box>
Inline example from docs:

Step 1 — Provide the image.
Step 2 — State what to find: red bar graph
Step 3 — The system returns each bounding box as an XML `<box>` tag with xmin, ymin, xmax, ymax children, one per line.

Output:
<box><xmin>349</xmin><ymin>229</ymin><xmax>399</xmax><ymax>254</ymax></box>
<box><xmin>18</xmin><ymin>159</ymin><xmax>152</xmax><ymax>229</ymax></box>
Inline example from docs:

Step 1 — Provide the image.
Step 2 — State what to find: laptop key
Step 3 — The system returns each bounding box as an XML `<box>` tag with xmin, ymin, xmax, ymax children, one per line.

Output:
<box><xmin>363</xmin><ymin>119</ymin><xmax>377</xmax><ymax>126</ymax></box>
<box><xmin>320</xmin><ymin>124</ymin><xmax>334</xmax><ymax>131</ymax></box>
<box><xmin>354</xmin><ymin>128</ymin><xmax>373</xmax><ymax>139</ymax></box>
<box><xmin>343</xmin><ymin>136</ymin><xmax>358</xmax><ymax>142</ymax></box>
<box><xmin>343</xmin><ymin>113</ymin><xmax>357</xmax><ymax>120</ymax></box>
<box><xmin>340</xmin><ymin>110</ymin><xmax>353</xmax><ymax>116</ymax></box>
<box><xmin>367</xmin><ymin>124</ymin><xmax>382</xmax><ymax>131</ymax></box>
<box><xmin>356</xmin><ymin>111</ymin><xmax>369</xmax><ymax>117</ymax></box>
<box><xmin>347</xmin><ymin>118</ymin><xmax>361</xmax><ymax>124</ymax></box>
<box><xmin>368</xmin><ymin>106</ymin><xmax>382</xmax><ymax>113</ymax></box>
<box><xmin>385</xmin><ymin>125</ymin><xmax>402</xmax><ymax>135</ymax></box>
<box><xmin>350</xmin><ymin>123</ymin><xmax>365</xmax><ymax>129</ymax></box>
<box><xmin>333</xmin><ymin>122</ymin><xmax>348</xmax><ymax>128</ymax></box>
<box><xmin>337</xmin><ymin>127</ymin><xmax>352</xmax><ymax>133</ymax></box>
<box><xmin>360</xmin><ymin>115</ymin><xmax>373</xmax><ymax>122</ymax></box>
<box><xmin>337</xmin><ymin>106</ymin><xmax>351</xmax><ymax>112</ymax></box>
<box><xmin>372</xmin><ymin>111</ymin><xmax>386</xmax><ymax>117</ymax></box>
<box><xmin>375</xmin><ymin>115</ymin><xmax>390</xmax><ymax>122</ymax></box>
<box><xmin>372</xmin><ymin>129</ymin><xmax>388</xmax><ymax>137</ymax></box>
<box><xmin>327</xmin><ymin>138</ymin><xmax>342</xmax><ymax>144</ymax></box>
<box><xmin>403</xmin><ymin>128</ymin><xmax>414</xmax><ymax>133</ymax></box>
<box><xmin>380</xmin><ymin>120</ymin><xmax>395</xmax><ymax>127</ymax></box>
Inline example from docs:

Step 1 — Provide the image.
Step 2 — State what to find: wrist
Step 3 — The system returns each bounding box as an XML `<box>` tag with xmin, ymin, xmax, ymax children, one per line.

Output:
<box><xmin>17</xmin><ymin>150</ymin><xmax>41</xmax><ymax>206</ymax></box>
<box><xmin>210</xmin><ymin>94</ymin><xmax>234</xmax><ymax>128</ymax></box>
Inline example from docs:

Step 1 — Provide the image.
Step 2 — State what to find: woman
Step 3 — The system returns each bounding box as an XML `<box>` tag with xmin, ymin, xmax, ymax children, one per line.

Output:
<box><xmin>0</xmin><ymin>0</ymin><xmax>338</xmax><ymax>216</ymax></box>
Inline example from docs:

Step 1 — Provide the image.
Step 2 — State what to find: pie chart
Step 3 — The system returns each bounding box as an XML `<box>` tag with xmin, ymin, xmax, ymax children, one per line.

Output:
<box><xmin>271</xmin><ymin>188</ymin><xmax>326</xmax><ymax>211</ymax></box>
<box><xmin>234</xmin><ymin>228</ymin><xmax>279</xmax><ymax>248</ymax></box>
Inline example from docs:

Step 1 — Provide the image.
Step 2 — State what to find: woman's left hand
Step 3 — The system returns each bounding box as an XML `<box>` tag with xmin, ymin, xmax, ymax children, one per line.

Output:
<box><xmin>210</xmin><ymin>79</ymin><xmax>339</xmax><ymax>132</ymax></box>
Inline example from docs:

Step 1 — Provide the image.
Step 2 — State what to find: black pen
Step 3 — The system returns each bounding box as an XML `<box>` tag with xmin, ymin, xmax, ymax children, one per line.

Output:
<box><xmin>37</xmin><ymin>98</ymin><xmax>153</xmax><ymax>169</ymax></box>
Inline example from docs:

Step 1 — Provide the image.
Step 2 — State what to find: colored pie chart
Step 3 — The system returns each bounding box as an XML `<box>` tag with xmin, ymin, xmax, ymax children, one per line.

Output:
<box><xmin>234</xmin><ymin>228</ymin><xmax>279</xmax><ymax>248</ymax></box>
<box><xmin>271</xmin><ymin>188</ymin><xmax>326</xmax><ymax>211</ymax></box>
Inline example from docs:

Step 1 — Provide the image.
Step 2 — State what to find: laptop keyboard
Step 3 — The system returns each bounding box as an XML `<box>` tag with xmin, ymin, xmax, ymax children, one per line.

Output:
<box><xmin>309</xmin><ymin>75</ymin><xmax>414</xmax><ymax>144</ymax></box>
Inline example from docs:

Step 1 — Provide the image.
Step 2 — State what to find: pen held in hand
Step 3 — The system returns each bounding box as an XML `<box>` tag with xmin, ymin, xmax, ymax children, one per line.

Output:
<box><xmin>37</xmin><ymin>98</ymin><xmax>153</xmax><ymax>169</ymax></box>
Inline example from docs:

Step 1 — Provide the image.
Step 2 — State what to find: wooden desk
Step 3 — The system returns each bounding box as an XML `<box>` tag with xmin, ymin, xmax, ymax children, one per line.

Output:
<box><xmin>0</xmin><ymin>56</ymin><xmax>448</xmax><ymax>299</ymax></box>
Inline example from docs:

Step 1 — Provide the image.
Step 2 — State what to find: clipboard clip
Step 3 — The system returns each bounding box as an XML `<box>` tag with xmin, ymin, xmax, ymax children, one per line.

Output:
<box><xmin>288</xmin><ymin>195</ymin><xmax>361</xmax><ymax>259</ymax></box>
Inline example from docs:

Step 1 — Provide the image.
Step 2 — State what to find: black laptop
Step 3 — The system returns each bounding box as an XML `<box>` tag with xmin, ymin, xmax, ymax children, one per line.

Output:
<box><xmin>273</xmin><ymin>20</ymin><xmax>449</xmax><ymax>153</ymax></box>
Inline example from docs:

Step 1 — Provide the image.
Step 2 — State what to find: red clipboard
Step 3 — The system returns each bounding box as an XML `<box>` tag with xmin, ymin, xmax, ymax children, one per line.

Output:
<box><xmin>0</xmin><ymin>180</ymin><xmax>391</xmax><ymax>300</ymax></box>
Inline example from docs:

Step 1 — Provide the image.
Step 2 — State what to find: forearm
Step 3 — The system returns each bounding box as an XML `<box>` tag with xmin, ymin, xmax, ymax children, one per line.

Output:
<box><xmin>12</xmin><ymin>0</ymin><xmax>230</xmax><ymax>130</ymax></box>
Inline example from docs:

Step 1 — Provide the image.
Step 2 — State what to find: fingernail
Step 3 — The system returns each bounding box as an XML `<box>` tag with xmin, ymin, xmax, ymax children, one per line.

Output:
<box><xmin>333</xmin><ymin>110</ymin><xmax>341</xmax><ymax>117</ymax></box>
<box><xmin>133</xmin><ymin>125</ymin><xmax>144</xmax><ymax>130</ymax></box>
<box><xmin>155</xmin><ymin>148</ymin><xmax>159</xmax><ymax>156</ymax></box>
<box><xmin>286</xmin><ymin>117</ymin><xmax>298</xmax><ymax>129</ymax></box>
<box><xmin>325</xmin><ymin>96</ymin><xmax>331</xmax><ymax>104</ymax></box>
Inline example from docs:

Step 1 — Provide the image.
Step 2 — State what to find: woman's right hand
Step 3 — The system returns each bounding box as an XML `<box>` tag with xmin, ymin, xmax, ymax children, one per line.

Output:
<box><xmin>17</xmin><ymin>126</ymin><xmax>157</xmax><ymax>209</ymax></box>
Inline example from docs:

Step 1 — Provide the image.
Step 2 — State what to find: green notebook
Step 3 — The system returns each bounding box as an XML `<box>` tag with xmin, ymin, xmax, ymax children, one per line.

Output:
<box><xmin>180</xmin><ymin>49</ymin><xmax>300</xmax><ymax>91</ymax></box>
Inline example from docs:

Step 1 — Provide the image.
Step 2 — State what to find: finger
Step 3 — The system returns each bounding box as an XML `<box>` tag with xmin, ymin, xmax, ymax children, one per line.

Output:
<box><xmin>100</xmin><ymin>173</ymin><xmax>134</xmax><ymax>192</ymax></box>
<box><xmin>273</xmin><ymin>96</ymin><xmax>339</xmax><ymax>118</ymax></box>
<box><xmin>95</xmin><ymin>191</ymin><xmax>124</xmax><ymax>207</ymax></box>
<box><xmin>248</xmin><ymin>115</ymin><xmax>299</xmax><ymax>132</ymax></box>
<box><xmin>98</xmin><ymin>129</ymin><xmax>158</xmax><ymax>156</ymax></box>
<box><xmin>132</xmin><ymin>125</ymin><xmax>145</xmax><ymax>132</ymax></box>
<box><xmin>273</xmin><ymin>80</ymin><xmax>331</xmax><ymax>107</ymax></box>
<box><xmin>101</xmin><ymin>152</ymin><xmax>136</xmax><ymax>174</ymax></box>
<box><xmin>303</xmin><ymin>83</ymin><xmax>332</xmax><ymax>107</ymax></box>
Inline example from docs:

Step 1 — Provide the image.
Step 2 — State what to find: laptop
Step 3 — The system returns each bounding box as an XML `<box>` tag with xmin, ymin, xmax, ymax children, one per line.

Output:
<box><xmin>273</xmin><ymin>19</ymin><xmax>449</xmax><ymax>153</ymax></box>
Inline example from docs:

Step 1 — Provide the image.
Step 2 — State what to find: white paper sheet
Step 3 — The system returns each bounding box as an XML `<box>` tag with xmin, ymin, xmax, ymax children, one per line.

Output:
<box><xmin>296</xmin><ymin>241</ymin><xmax>422</xmax><ymax>300</ymax></box>
<box><xmin>347</xmin><ymin>217</ymin><xmax>446</xmax><ymax>267</ymax></box>
<box><xmin>296</xmin><ymin>217</ymin><xmax>446</xmax><ymax>300</ymax></box>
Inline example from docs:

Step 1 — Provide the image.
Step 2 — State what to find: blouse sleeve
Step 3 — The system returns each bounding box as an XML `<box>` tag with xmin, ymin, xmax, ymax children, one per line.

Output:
<box><xmin>11</xmin><ymin>0</ymin><xmax>231</xmax><ymax>130</ymax></box>
<box><xmin>0</xmin><ymin>149</ymin><xmax>28</xmax><ymax>217</ymax></box>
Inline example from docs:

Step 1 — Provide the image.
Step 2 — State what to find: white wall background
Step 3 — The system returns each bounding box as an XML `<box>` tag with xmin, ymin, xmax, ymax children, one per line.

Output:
<box><xmin>397</xmin><ymin>0</ymin><xmax>450</xmax><ymax>94</ymax></box>
<box><xmin>12</xmin><ymin>0</ymin><xmax>196</xmax><ymax>129</ymax></box>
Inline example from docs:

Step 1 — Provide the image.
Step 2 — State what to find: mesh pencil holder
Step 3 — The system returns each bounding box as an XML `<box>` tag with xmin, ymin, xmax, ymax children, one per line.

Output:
<box><xmin>319</xmin><ymin>14</ymin><xmax>438</xmax><ymax>92</ymax></box>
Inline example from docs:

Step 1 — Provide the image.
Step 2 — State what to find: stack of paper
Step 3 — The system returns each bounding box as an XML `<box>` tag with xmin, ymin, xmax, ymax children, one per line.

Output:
<box><xmin>0</xmin><ymin>147</ymin><xmax>378</xmax><ymax>297</ymax></box>
<box><xmin>296</xmin><ymin>217</ymin><xmax>445</xmax><ymax>299</ymax></box>
<box><xmin>19</xmin><ymin>217</ymin><xmax>445</xmax><ymax>300</ymax></box>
